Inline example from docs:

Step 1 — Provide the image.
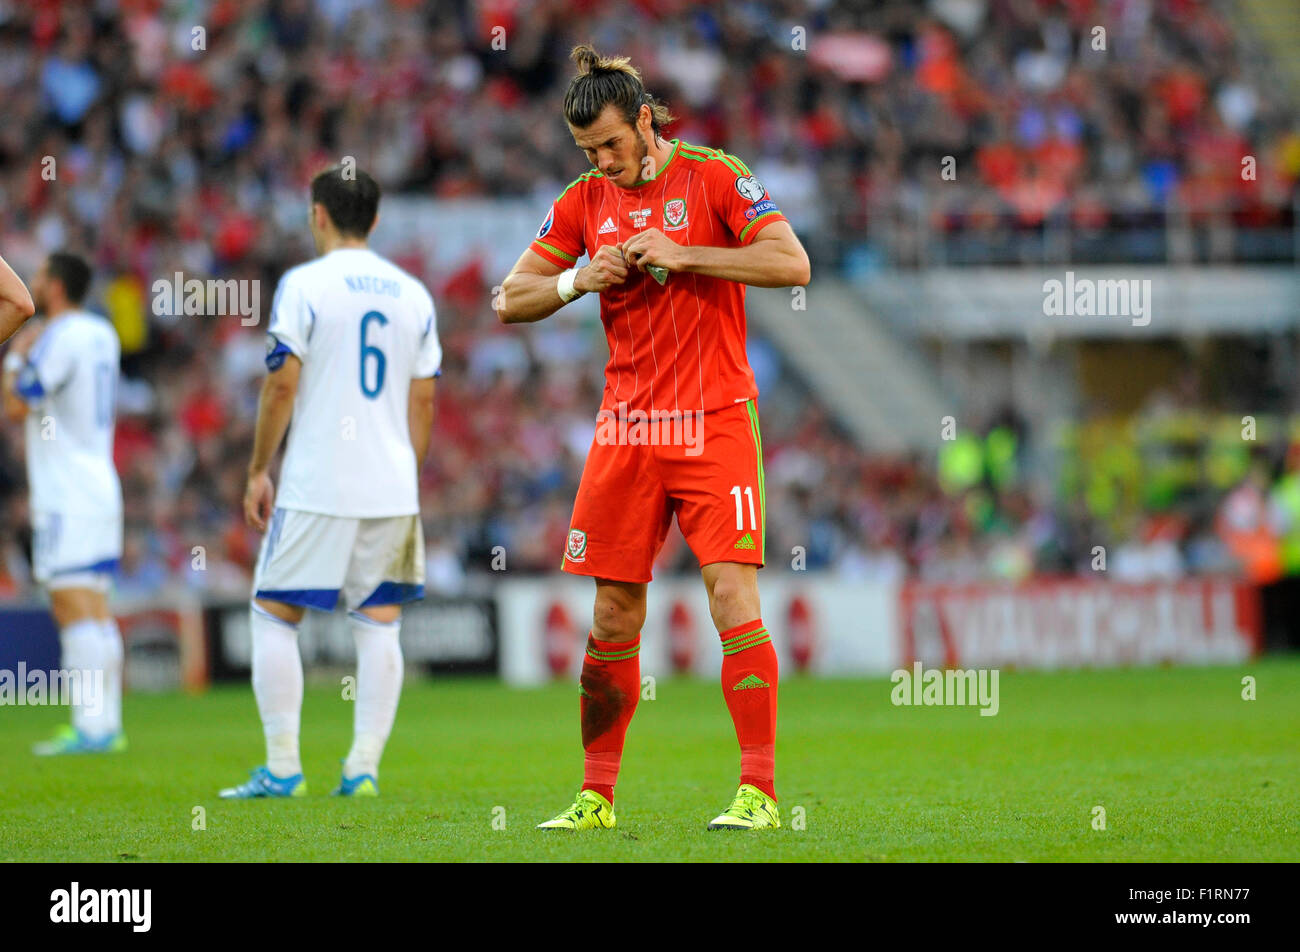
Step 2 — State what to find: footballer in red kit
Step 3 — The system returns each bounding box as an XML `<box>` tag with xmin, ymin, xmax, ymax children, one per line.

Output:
<box><xmin>498</xmin><ymin>44</ymin><xmax>810</xmax><ymax>831</ymax></box>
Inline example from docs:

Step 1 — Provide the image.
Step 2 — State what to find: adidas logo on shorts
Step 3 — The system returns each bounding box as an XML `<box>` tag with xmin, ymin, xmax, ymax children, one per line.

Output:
<box><xmin>734</xmin><ymin>532</ymin><xmax>756</xmax><ymax>550</ymax></box>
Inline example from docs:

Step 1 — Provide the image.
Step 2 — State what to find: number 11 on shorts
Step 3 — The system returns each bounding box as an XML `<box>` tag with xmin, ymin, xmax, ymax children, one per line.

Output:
<box><xmin>730</xmin><ymin>485</ymin><xmax>757</xmax><ymax>531</ymax></box>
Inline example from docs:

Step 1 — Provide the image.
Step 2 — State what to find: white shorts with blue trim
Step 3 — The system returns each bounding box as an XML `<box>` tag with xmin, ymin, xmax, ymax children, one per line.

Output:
<box><xmin>32</xmin><ymin>511</ymin><xmax>122</xmax><ymax>591</ymax></box>
<box><xmin>252</xmin><ymin>508</ymin><xmax>425</xmax><ymax>611</ymax></box>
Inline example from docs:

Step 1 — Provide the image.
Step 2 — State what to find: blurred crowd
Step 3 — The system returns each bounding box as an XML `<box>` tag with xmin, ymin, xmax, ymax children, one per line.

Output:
<box><xmin>859</xmin><ymin>0</ymin><xmax>1300</xmax><ymax>267</ymax></box>
<box><xmin>0</xmin><ymin>0</ymin><xmax>1297</xmax><ymax>600</ymax></box>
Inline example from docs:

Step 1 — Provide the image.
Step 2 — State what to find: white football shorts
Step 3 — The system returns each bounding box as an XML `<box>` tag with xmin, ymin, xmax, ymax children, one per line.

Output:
<box><xmin>252</xmin><ymin>508</ymin><xmax>426</xmax><ymax>611</ymax></box>
<box><xmin>32</xmin><ymin>510</ymin><xmax>122</xmax><ymax>592</ymax></box>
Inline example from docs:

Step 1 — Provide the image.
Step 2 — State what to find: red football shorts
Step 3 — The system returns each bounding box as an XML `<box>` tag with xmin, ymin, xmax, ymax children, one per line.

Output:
<box><xmin>562</xmin><ymin>398</ymin><xmax>766</xmax><ymax>582</ymax></box>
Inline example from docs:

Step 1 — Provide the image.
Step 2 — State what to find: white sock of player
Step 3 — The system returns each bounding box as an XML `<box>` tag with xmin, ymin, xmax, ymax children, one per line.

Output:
<box><xmin>250</xmin><ymin>604</ymin><xmax>303</xmax><ymax>778</ymax></box>
<box><xmin>97</xmin><ymin>616</ymin><xmax>124</xmax><ymax>736</ymax></box>
<box><xmin>344</xmin><ymin>612</ymin><xmax>404</xmax><ymax>780</ymax></box>
<box><xmin>60</xmin><ymin>618</ymin><xmax>107</xmax><ymax>738</ymax></box>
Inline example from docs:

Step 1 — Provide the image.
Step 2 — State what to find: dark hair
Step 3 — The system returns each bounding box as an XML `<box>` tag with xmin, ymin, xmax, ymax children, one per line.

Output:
<box><xmin>562</xmin><ymin>45</ymin><xmax>675</xmax><ymax>136</ymax></box>
<box><xmin>46</xmin><ymin>251</ymin><xmax>92</xmax><ymax>304</ymax></box>
<box><xmin>310</xmin><ymin>165</ymin><xmax>381</xmax><ymax>238</ymax></box>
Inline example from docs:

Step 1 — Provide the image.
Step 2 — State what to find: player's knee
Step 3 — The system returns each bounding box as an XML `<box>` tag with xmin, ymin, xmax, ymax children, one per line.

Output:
<box><xmin>49</xmin><ymin>588</ymin><xmax>99</xmax><ymax>628</ymax></box>
<box><xmin>357</xmin><ymin>605</ymin><xmax>401</xmax><ymax>626</ymax></box>
<box><xmin>706</xmin><ymin>569</ymin><xmax>760</xmax><ymax>627</ymax></box>
<box><xmin>591</xmin><ymin>596</ymin><xmax>645</xmax><ymax>642</ymax></box>
<box><xmin>254</xmin><ymin>597</ymin><xmax>306</xmax><ymax>626</ymax></box>
<box><xmin>49</xmin><ymin>597</ymin><xmax>78</xmax><ymax>630</ymax></box>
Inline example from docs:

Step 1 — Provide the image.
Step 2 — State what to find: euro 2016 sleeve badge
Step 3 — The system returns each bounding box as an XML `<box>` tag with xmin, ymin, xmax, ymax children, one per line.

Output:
<box><xmin>536</xmin><ymin>205</ymin><xmax>555</xmax><ymax>239</ymax></box>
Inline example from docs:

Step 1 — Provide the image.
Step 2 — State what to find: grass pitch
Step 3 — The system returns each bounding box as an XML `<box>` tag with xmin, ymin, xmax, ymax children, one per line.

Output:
<box><xmin>2</xmin><ymin>659</ymin><xmax>1297</xmax><ymax>862</ymax></box>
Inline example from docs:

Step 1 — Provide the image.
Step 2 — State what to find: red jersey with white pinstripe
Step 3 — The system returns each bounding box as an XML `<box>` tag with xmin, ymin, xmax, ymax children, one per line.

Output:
<box><xmin>528</xmin><ymin>139</ymin><xmax>789</xmax><ymax>415</ymax></box>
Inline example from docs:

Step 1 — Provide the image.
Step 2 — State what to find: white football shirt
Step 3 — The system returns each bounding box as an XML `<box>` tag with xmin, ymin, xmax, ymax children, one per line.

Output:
<box><xmin>16</xmin><ymin>311</ymin><xmax>123</xmax><ymax>518</ymax></box>
<box><xmin>265</xmin><ymin>247</ymin><xmax>442</xmax><ymax>518</ymax></box>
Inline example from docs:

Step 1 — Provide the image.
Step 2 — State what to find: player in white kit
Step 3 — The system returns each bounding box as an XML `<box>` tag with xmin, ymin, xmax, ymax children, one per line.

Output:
<box><xmin>2</xmin><ymin>252</ymin><xmax>126</xmax><ymax>754</ymax></box>
<box><xmin>220</xmin><ymin>165</ymin><xmax>441</xmax><ymax>799</ymax></box>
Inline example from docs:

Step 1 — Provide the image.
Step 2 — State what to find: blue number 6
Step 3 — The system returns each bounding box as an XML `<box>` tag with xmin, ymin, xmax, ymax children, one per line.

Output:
<box><xmin>360</xmin><ymin>310</ymin><xmax>388</xmax><ymax>398</ymax></box>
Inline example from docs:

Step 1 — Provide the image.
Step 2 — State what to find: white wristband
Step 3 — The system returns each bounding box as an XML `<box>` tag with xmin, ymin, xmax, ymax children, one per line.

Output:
<box><xmin>3</xmin><ymin>351</ymin><xmax>24</xmax><ymax>374</ymax></box>
<box><xmin>556</xmin><ymin>268</ymin><xmax>584</xmax><ymax>303</ymax></box>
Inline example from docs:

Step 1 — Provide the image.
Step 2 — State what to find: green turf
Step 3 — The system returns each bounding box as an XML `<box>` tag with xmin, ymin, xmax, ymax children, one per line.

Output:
<box><xmin>1</xmin><ymin>659</ymin><xmax>1297</xmax><ymax>861</ymax></box>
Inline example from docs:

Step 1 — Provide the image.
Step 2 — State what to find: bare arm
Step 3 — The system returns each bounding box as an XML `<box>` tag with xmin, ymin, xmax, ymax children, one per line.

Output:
<box><xmin>496</xmin><ymin>249</ymin><xmax>565</xmax><ymax>325</ymax></box>
<box><xmin>621</xmin><ymin>220</ymin><xmax>811</xmax><ymax>288</ymax></box>
<box><xmin>497</xmin><ymin>247</ymin><xmax>629</xmax><ymax>325</ymax></box>
<box><xmin>0</xmin><ymin>255</ymin><xmax>35</xmax><ymax>346</ymax></box>
<box><xmin>409</xmin><ymin>376</ymin><xmax>436</xmax><ymax>470</ymax></box>
<box><xmin>243</xmin><ymin>354</ymin><xmax>301</xmax><ymax>531</ymax></box>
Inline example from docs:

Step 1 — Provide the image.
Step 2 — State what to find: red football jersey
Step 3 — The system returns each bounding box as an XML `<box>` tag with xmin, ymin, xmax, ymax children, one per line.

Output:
<box><xmin>528</xmin><ymin>139</ymin><xmax>790</xmax><ymax>415</ymax></box>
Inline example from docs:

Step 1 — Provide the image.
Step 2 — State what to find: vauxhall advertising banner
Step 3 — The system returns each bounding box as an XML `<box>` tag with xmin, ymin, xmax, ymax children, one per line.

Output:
<box><xmin>898</xmin><ymin>576</ymin><xmax>1261</xmax><ymax>670</ymax></box>
<box><xmin>494</xmin><ymin>575</ymin><xmax>1261</xmax><ymax>683</ymax></box>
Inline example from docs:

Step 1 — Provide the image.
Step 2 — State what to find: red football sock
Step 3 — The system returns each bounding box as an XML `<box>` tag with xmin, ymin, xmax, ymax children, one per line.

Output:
<box><xmin>579</xmin><ymin>632</ymin><xmax>641</xmax><ymax>804</ymax></box>
<box><xmin>719</xmin><ymin>618</ymin><xmax>778</xmax><ymax>801</ymax></box>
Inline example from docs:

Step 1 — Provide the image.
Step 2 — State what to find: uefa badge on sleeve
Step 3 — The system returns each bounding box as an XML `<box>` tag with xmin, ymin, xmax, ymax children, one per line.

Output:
<box><xmin>734</xmin><ymin>175</ymin><xmax>765</xmax><ymax>202</ymax></box>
